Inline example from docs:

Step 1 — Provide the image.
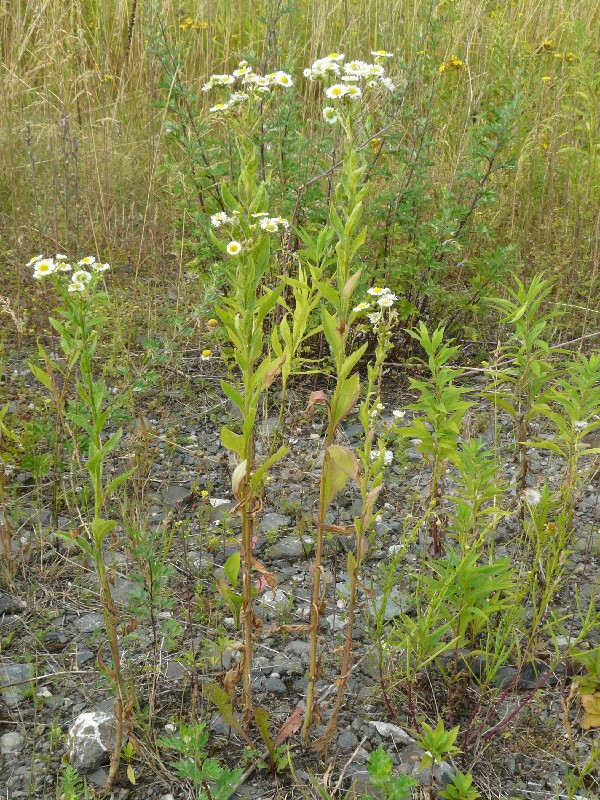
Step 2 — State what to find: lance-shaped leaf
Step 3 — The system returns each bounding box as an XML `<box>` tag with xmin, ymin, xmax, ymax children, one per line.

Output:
<box><xmin>221</xmin><ymin>426</ymin><xmax>245</xmax><ymax>457</ymax></box>
<box><xmin>331</xmin><ymin>372</ymin><xmax>361</xmax><ymax>430</ymax></box>
<box><xmin>251</xmin><ymin>445</ymin><xmax>289</xmax><ymax>493</ymax></box>
<box><xmin>322</xmin><ymin>444</ymin><xmax>360</xmax><ymax>512</ymax></box>
<box><xmin>342</xmin><ymin>268</ymin><xmax>362</xmax><ymax>304</ymax></box>
<box><xmin>206</xmin><ymin>684</ymin><xmax>252</xmax><ymax>744</ymax></box>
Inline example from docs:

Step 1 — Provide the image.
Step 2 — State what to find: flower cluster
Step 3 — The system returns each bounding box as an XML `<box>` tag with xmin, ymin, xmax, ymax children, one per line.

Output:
<box><xmin>370</xmin><ymin>449</ymin><xmax>394</xmax><ymax>466</ymax></box>
<box><xmin>27</xmin><ymin>254</ymin><xmax>109</xmax><ymax>291</ymax></box>
<box><xmin>210</xmin><ymin>209</ymin><xmax>290</xmax><ymax>256</ymax></box>
<box><xmin>303</xmin><ymin>52</ymin><xmax>394</xmax><ymax>123</ymax></box>
<box><xmin>179</xmin><ymin>17</ymin><xmax>209</xmax><ymax>31</ymax></box>
<box><xmin>352</xmin><ymin>286</ymin><xmax>397</xmax><ymax>328</ymax></box>
<box><xmin>202</xmin><ymin>61</ymin><xmax>293</xmax><ymax>113</ymax></box>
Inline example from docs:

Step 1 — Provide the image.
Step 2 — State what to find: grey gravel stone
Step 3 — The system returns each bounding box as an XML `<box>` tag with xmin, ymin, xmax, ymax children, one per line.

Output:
<box><xmin>73</xmin><ymin>613</ymin><xmax>104</xmax><ymax>635</ymax></box>
<box><xmin>264</xmin><ymin>676</ymin><xmax>287</xmax><ymax>694</ymax></box>
<box><xmin>258</xmin><ymin>513</ymin><xmax>292</xmax><ymax>534</ymax></box>
<box><xmin>0</xmin><ymin>591</ymin><xmax>26</xmax><ymax>614</ymax></box>
<box><xmin>0</xmin><ymin>662</ymin><xmax>34</xmax><ymax>707</ymax></box>
<box><xmin>267</xmin><ymin>535</ymin><xmax>313</xmax><ymax>559</ymax></box>
<box><xmin>68</xmin><ymin>710</ymin><xmax>120</xmax><ymax>773</ymax></box>
<box><xmin>337</xmin><ymin>730</ymin><xmax>359</xmax><ymax>752</ymax></box>
<box><xmin>1</xmin><ymin>731</ymin><xmax>23</xmax><ymax>755</ymax></box>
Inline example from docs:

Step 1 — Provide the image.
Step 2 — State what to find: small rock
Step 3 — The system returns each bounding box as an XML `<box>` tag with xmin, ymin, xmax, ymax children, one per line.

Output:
<box><xmin>268</xmin><ymin>535</ymin><xmax>313</xmax><ymax>559</ymax></box>
<box><xmin>258</xmin><ymin>513</ymin><xmax>292</xmax><ymax>534</ymax></box>
<box><xmin>68</xmin><ymin>710</ymin><xmax>121</xmax><ymax>773</ymax></box>
<box><xmin>0</xmin><ymin>592</ymin><xmax>26</xmax><ymax>615</ymax></box>
<box><xmin>367</xmin><ymin>721</ymin><xmax>414</xmax><ymax>745</ymax></box>
<box><xmin>337</xmin><ymin>730</ymin><xmax>359</xmax><ymax>752</ymax></box>
<box><xmin>1</xmin><ymin>731</ymin><xmax>23</xmax><ymax>755</ymax></box>
<box><xmin>73</xmin><ymin>613</ymin><xmax>104</xmax><ymax>635</ymax></box>
<box><xmin>0</xmin><ymin>662</ymin><xmax>34</xmax><ymax>708</ymax></box>
<box><xmin>162</xmin><ymin>484</ymin><xmax>193</xmax><ymax>508</ymax></box>
<box><xmin>264</xmin><ymin>676</ymin><xmax>286</xmax><ymax>694</ymax></box>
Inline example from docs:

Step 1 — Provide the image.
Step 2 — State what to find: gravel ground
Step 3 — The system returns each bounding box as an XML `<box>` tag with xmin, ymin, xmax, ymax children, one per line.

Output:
<box><xmin>0</xmin><ymin>349</ymin><xmax>599</xmax><ymax>800</ymax></box>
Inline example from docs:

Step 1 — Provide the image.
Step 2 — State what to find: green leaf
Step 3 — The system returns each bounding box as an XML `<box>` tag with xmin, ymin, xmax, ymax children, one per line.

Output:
<box><xmin>322</xmin><ymin>444</ymin><xmax>360</xmax><ymax>512</ymax></box>
<box><xmin>28</xmin><ymin>362</ymin><xmax>53</xmax><ymax>392</ymax></box>
<box><xmin>253</xmin><ymin>707</ymin><xmax>275</xmax><ymax>761</ymax></box>
<box><xmin>91</xmin><ymin>518</ymin><xmax>117</xmax><ymax>546</ymax></box>
<box><xmin>105</xmin><ymin>468</ymin><xmax>135</xmax><ymax>498</ymax></box>
<box><xmin>331</xmin><ymin>373</ymin><xmax>361</xmax><ymax>429</ymax></box>
<box><xmin>221</xmin><ymin>381</ymin><xmax>245</xmax><ymax>413</ymax></box>
<box><xmin>223</xmin><ymin>552</ymin><xmax>240</xmax><ymax>586</ymax></box>
<box><xmin>206</xmin><ymin>684</ymin><xmax>252</xmax><ymax>745</ymax></box>
<box><xmin>221</xmin><ymin>426</ymin><xmax>245</xmax><ymax>457</ymax></box>
<box><xmin>251</xmin><ymin>446</ymin><xmax>289</xmax><ymax>493</ymax></box>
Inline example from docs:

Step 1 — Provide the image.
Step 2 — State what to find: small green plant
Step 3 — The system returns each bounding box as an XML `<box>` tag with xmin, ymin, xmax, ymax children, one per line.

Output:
<box><xmin>399</xmin><ymin>323</ymin><xmax>472</xmax><ymax>554</ymax></box>
<box><xmin>485</xmin><ymin>273</ymin><xmax>562</xmax><ymax>509</ymax></box>
<box><xmin>56</xmin><ymin>764</ymin><xmax>94</xmax><ymax>800</ymax></box>
<box><xmin>360</xmin><ymin>745</ymin><xmax>418</xmax><ymax>799</ymax></box>
<box><xmin>159</xmin><ymin>721</ymin><xmax>242</xmax><ymax>800</ymax></box>
<box><xmin>439</xmin><ymin>771</ymin><xmax>481</xmax><ymax>800</ymax></box>
<box><xmin>415</xmin><ymin>718</ymin><xmax>461</xmax><ymax>799</ymax></box>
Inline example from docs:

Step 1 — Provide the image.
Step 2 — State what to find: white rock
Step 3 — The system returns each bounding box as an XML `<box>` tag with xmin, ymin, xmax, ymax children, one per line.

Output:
<box><xmin>68</xmin><ymin>709</ymin><xmax>121</xmax><ymax>773</ymax></box>
<box><xmin>1</xmin><ymin>731</ymin><xmax>23</xmax><ymax>755</ymax></box>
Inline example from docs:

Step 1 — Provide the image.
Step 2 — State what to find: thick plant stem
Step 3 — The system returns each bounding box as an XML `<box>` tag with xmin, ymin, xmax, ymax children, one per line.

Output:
<box><xmin>319</xmin><ymin>533</ymin><xmax>362</xmax><ymax>747</ymax></box>
<box><xmin>240</xmin><ymin>446</ymin><xmax>255</xmax><ymax>725</ymax></box>
<box><xmin>302</xmin><ymin>424</ymin><xmax>335</xmax><ymax>744</ymax></box>
<box><xmin>96</xmin><ymin>556</ymin><xmax>125</xmax><ymax>791</ymax></box>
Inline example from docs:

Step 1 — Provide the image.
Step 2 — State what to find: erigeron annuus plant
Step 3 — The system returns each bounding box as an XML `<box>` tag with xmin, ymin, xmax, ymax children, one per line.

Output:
<box><xmin>205</xmin><ymin>61</ymin><xmax>294</xmax><ymax>723</ymax></box>
<box><xmin>316</xmin><ymin>297</ymin><xmax>398</xmax><ymax>750</ymax></box>
<box><xmin>299</xmin><ymin>51</ymin><xmax>396</xmax><ymax>743</ymax></box>
<box><xmin>399</xmin><ymin>323</ymin><xmax>472</xmax><ymax>555</ymax></box>
<box><xmin>26</xmin><ymin>254</ymin><xmax>130</xmax><ymax>791</ymax></box>
<box><xmin>484</xmin><ymin>273</ymin><xmax>563</xmax><ymax>513</ymax></box>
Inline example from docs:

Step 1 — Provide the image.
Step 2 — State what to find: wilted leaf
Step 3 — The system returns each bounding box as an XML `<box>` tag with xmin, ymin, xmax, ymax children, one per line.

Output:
<box><xmin>274</xmin><ymin>706</ymin><xmax>302</xmax><ymax>747</ymax></box>
<box><xmin>581</xmin><ymin>692</ymin><xmax>600</xmax><ymax>729</ymax></box>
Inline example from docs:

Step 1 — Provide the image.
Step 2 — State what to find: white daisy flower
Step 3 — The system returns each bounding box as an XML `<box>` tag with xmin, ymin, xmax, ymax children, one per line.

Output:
<box><xmin>58</xmin><ymin>263</ymin><xmax>72</xmax><ymax>272</ymax></box>
<box><xmin>78</xmin><ymin>256</ymin><xmax>96</xmax><ymax>266</ymax></box>
<box><xmin>211</xmin><ymin>211</ymin><xmax>231</xmax><ymax>227</ymax></box>
<box><xmin>260</xmin><ymin>218</ymin><xmax>279</xmax><ymax>232</ymax></box>
<box><xmin>93</xmin><ymin>263</ymin><xmax>110</xmax><ymax>272</ymax></box>
<box><xmin>210</xmin><ymin>103</ymin><xmax>230</xmax><ymax>113</ymax></box>
<box><xmin>272</xmin><ymin>71</ymin><xmax>293</xmax><ymax>87</ymax></box>
<box><xmin>327</xmin><ymin>52</ymin><xmax>345</xmax><ymax>62</ymax></box>
<box><xmin>344</xmin><ymin>60</ymin><xmax>370</xmax><ymax>76</ymax></box>
<box><xmin>274</xmin><ymin>217</ymin><xmax>290</xmax><ymax>228</ymax></box>
<box><xmin>322</xmin><ymin>106</ymin><xmax>339</xmax><ymax>124</ymax></box>
<box><xmin>233</xmin><ymin>66</ymin><xmax>252</xmax><ymax>77</ymax></box>
<box><xmin>367</xmin><ymin>286</ymin><xmax>390</xmax><ymax>296</ymax></box>
<box><xmin>251</xmin><ymin>212</ymin><xmax>269</xmax><ymax>218</ymax></box>
<box><xmin>72</xmin><ymin>270</ymin><xmax>92</xmax><ymax>284</ymax></box>
<box><xmin>345</xmin><ymin>84</ymin><xmax>362</xmax><ymax>100</ymax></box>
<box><xmin>27</xmin><ymin>255</ymin><xmax>43</xmax><ymax>266</ymax></box>
<box><xmin>368</xmin><ymin>64</ymin><xmax>385</xmax><ymax>77</ymax></box>
<box><xmin>377</xmin><ymin>294</ymin><xmax>397</xmax><ymax>307</ymax></box>
<box><xmin>68</xmin><ymin>281</ymin><xmax>86</xmax><ymax>293</ymax></box>
<box><xmin>392</xmin><ymin>410</ymin><xmax>406</xmax><ymax>419</ymax></box>
<box><xmin>353</xmin><ymin>301</ymin><xmax>370</xmax><ymax>312</ymax></box>
<box><xmin>380</xmin><ymin>77</ymin><xmax>395</xmax><ymax>92</ymax></box>
<box><xmin>56</xmin><ymin>253</ymin><xmax>68</xmax><ymax>260</ymax></box>
<box><xmin>201</xmin><ymin>81</ymin><xmax>213</xmax><ymax>92</ymax></box>
<box><xmin>230</xmin><ymin>92</ymin><xmax>249</xmax><ymax>104</ymax></box>
<box><xmin>227</xmin><ymin>241</ymin><xmax>242</xmax><ymax>256</ymax></box>
<box><xmin>367</xmin><ymin>312</ymin><xmax>382</xmax><ymax>325</ymax></box>
<box><xmin>326</xmin><ymin>84</ymin><xmax>348</xmax><ymax>99</ymax></box>
<box><xmin>341</xmin><ymin>75</ymin><xmax>360</xmax><ymax>82</ymax></box>
<box><xmin>33</xmin><ymin>259</ymin><xmax>57</xmax><ymax>278</ymax></box>
<box><xmin>371</xmin><ymin>50</ymin><xmax>394</xmax><ymax>58</ymax></box>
